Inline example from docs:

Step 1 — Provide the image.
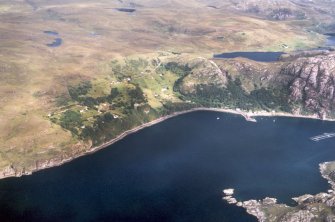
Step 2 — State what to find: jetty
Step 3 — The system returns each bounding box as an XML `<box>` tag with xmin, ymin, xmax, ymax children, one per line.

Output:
<box><xmin>310</xmin><ymin>132</ymin><xmax>335</xmax><ymax>141</ymax></box>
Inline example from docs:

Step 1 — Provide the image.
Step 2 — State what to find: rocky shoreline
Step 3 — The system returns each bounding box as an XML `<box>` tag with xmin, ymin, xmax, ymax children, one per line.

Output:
<box><xmin>222</xmin><ymin>161</ymin><xmax>335</xmax><ymax>222</ymax></box>
<box><xmin>1</xmin><ymin>107</ymin><xmax>334</xmax><ymax>180</ymax></box>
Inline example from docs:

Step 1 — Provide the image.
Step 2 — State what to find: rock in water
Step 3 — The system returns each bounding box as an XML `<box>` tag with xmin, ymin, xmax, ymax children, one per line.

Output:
<box><xmin>223</xmin><ymin>188</ymin><xmax>234</xmax><ymax>196</ymax></box>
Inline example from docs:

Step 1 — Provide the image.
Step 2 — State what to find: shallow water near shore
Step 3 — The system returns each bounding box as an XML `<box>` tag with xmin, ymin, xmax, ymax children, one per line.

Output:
<box><xmin>1</xmin><ymin>111</ymin><xmax>335</xmax><ymax>221</ymax></box>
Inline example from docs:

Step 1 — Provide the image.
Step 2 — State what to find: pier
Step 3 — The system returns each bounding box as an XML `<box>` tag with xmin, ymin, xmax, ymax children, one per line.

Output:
<box><xmin>310</xmin><ymin>133</ymin><xmax>335</xmax><ymax>141</ymax></box>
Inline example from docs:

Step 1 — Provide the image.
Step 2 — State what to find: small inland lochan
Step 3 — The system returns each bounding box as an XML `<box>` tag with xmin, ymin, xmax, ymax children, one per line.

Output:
<box><xmin>46</xmin><ymin>38</ymin><xmax>62</xmax><ymax>47</ymax></box>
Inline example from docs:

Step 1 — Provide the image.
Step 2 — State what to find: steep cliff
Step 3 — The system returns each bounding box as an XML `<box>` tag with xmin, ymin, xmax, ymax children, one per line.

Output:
<box><xmin>282</xmin><ymin>53</ymin><xmax>335</xmax><ymax>118</ymax></box>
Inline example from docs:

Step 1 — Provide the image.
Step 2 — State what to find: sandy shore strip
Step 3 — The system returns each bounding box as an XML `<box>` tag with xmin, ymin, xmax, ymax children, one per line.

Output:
<box><xmin>2</xmin><ymin>107</ymin><xmax>335</xmax><ymax>179</ymax></box>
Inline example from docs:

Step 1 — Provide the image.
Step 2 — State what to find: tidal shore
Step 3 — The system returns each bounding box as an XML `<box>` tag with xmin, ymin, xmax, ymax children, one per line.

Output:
<box><xmin>1</xmin><ymin>107</ymin><xmax>334</xmax><ymax>179</ymax></box>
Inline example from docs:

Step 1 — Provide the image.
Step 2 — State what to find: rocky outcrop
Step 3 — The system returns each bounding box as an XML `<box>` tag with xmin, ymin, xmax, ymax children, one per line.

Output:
<box><xmin>267</xmin><ymin>8</ymin><xmax>305</xmax><ymax>21</ymax></box>
<box><xmin>241</xmin><ymin>199</ymin><xmax>267</xmax><ymax>222</ymax></box>
<box><xmin>222</xmin><ymin>188</ymin><xmax>237</xmax><ymax>204</ymax></box>
<box><xmin>0</xmin><ymin>141</ymin><xmax>91</xmax><ymax>179</ymax></box>
<box><xmin>279</xmin><ymin>210</ymin><xmax>315</xmax><ymax>222</ymax></box>
<box><xmin>279</xmin><ymin>50</ymin><xmax>333</xmax><ymax>62</ymax></box>
<box><xmin>0</xmin><ymin>157</ymin><xmax>69</xmax><ymax>179</ymax></box>
<box><xmin>1</xmin><ymin>165</ymin><xmax>17</xmax><ymax>177</ymax></box>
<box><xmin>281</xmin><ymin>53</ymin><xmax>335</xmax><ymax>118</ymax></box>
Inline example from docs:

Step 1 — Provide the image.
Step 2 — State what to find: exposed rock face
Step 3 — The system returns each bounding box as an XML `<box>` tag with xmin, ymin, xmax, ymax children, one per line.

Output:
<box><xmin>279</xmin><ymin>210</ymin><xmax>315</xmax><ymax>222</ymax></box>
<box><xmin>267</xmin><ymin>8</ymin><xmax>305</xmax><ymax>21</ymax></box>
<box><xmin>281</xmin><ymin>53</ymin><xmax>335</xmax><ymax>117</ymax></box>
<box><xmin>0</xmin><ymin>141</ymin><xmax>91</xmax><ymax>179</ymax></box>
<box><xmin>279</xmin><ymin>50</ymin><xmax>332</xmax><ymax>62</ymax></box>
<box><xmin>242</xmin><ymin>200</ymin><xmax>267</xmax><ymax>222</ymax></box>
<box><xmin>292</xmin><ymin>194</ymin><xmax>315</xmax><ymax>204</ymax></box>
<box><xmin>1</xmin><ymin>165</ymin><xmax>17</xmax><ymax>177</ymax></box>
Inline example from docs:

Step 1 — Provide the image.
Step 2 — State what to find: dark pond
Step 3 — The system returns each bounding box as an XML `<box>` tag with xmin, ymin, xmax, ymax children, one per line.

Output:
<box><xmin>1</xmin><ymin>111</ymin><xmax>335</xmax><ymax>222</ymax></box>
<box><xmin>213</xmin><ymin>51</ymin><xmax>284</xmax><ymax>62</ymax></box>
<box><xmin>43</xmin><ymin>31</ymin><xmax>62</xmax><ymax>47</ymax></box>
<box><xmin>43</xmin><ymin>31</ymin><xmax>59</xmax><ymax>36</ymax></box>
<box><xmin>115</xmin><ymin>8</ymin><xmax>136</xmax><ymax>13</ymax></box>
<box><xmin>46</xmin><ymin>38</ymin><xmax>62</xmax><ymax>47</ymax></box>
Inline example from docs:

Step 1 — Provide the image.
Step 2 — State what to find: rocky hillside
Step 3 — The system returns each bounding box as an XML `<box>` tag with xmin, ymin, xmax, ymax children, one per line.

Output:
<box><xmin>281</xmin><ymin>52</ymin><xmax>335</xmax><ymax>118</ymax></box>
<box><xmin>159</xmin><ymin>51</ymin><xmax>335</xmax><ymax>120</ymax></box>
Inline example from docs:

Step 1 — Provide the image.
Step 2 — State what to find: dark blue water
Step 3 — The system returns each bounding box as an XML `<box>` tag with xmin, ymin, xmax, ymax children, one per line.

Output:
<box><xmin>46</xmin><ymin>38</ymin><xmax>62</xmax><ymax>47</ymax></box>
<box><xmin>1</xmin><ymin>111</ymin><xmax>335</xmax><ymax>222</ymax></box>
<box><xmin>115</xmin><ymin>8</ymin><xmax>136</xmax><ymax>13</ymax></box>
<box><xmin>213</xmin><ymin>52</ymin><xmax>284</xmax><ymax>62</ymax></box>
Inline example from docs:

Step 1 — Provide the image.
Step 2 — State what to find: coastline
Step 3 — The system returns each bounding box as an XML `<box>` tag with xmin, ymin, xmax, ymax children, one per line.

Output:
<box><xmin>1</xmin><ymin>107</ymin><xmax>335</xmax><ymax>179</ymax></box>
